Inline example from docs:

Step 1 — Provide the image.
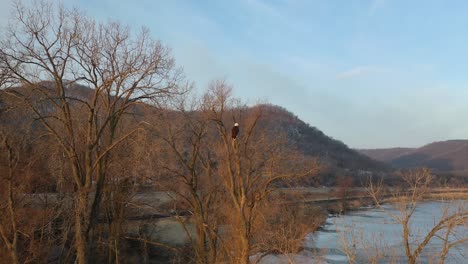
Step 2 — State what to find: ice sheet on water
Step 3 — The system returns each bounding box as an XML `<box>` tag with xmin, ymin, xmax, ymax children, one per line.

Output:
<box><xmin>306</xmin><ymin>200</ymin><xmax>467</xmax><ymax>263</ymax></box>
<box><xmin>324</xmin><ymin>254</ymin><xmax>348</xmax><ymax>262</ymax></box>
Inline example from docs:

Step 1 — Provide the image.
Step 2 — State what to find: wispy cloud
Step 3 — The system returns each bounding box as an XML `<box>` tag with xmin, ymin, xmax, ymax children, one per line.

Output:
<box><xmin>369</xmin><ymin>0</ymin><xmax>386</xmax><ymax>15</ymax></box>
<box><xmin>336</xmin><ymin>66</ymin><xmax>384</xmax><ymax>80</ymax></box>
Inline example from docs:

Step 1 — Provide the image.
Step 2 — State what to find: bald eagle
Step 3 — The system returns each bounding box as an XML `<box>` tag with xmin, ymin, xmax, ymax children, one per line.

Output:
<box><xmin>231</xmin><ymin>123</ymin><xmax>239</xmax><ymax>140</ymax></box>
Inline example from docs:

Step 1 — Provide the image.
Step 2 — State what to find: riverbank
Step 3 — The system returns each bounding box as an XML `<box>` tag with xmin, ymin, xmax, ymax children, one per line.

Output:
<box><xmin>255</xmin><ymin>199</ymin><xmax>467</xmax><ymax>264</ymax></box>
<box><xmin>17</xmin><ymin>188</ymin><xmax>467</xmax><ymax>262</ymax></box>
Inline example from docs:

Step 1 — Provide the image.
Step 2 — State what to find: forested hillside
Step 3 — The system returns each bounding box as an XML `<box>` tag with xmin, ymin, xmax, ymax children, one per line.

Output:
<box><xmin>359</xmin><ymin>140</ymin><xmax>468</xmax><ymax>184</ymax></box>
<box><xmin>1</xmin><ymin>85</ymin><xmax>388</xmax><ymax>189</ymax></box>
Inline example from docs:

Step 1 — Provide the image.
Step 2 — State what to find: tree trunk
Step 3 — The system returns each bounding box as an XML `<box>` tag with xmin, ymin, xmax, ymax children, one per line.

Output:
<box><xmin>195</xmin><ymin>224</ymin><xmax>207</xmax><ymax>264</ymax></box>
<box><xmin>238</xmin><ymin>232</ymin><xmax>250</xmax><ymax>264</ymax></box>
<box><xmin>238</xmin><ymin>210</ymin><xmax>250</xmax><ymax>264</ymax></box>
<box><xmin>75</xmin><ymin>192</ymin><xmax>89</xmax><ymax>264</ymax></box>
<box><xmin>9</xmin><ymin>249</ymin><xmax>19</xmax><ymax>264</ymax></box>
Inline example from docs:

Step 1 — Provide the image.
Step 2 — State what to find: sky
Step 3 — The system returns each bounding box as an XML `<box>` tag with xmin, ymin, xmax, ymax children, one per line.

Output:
<box><xmin>1</xmin><ymin>0</ymin><xmax>468</xmax><ymax>149</ymax></box>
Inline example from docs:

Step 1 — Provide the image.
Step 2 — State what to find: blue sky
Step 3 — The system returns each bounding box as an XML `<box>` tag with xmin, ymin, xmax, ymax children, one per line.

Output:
<box><xmin>1</xmin><ymin>0</ymin><xmax>468</xmax><ymax>148</ymax></box>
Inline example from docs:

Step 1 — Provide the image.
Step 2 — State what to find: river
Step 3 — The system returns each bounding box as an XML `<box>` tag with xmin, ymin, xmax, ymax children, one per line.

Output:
<box><xmin>254</xmin><ymin>200</ymin><xmax>467</xmax><ymax>263</ymax></box>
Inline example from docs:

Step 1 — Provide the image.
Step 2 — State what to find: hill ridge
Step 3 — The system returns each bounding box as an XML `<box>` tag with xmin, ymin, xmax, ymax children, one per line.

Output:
<box><xmin>359</xmin><ymin>139</ymin><xmax>468</xmax><ymax>176</ymax></box>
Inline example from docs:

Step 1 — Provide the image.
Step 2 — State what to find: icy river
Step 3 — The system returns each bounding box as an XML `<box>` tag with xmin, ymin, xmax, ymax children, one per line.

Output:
<box><xmin>254</xmin><ymin>200</ymin><xmax>467</xmax><ymax>263</ymax></box>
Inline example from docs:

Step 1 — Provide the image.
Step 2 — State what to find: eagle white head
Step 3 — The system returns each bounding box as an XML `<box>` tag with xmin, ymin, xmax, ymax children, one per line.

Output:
<box><xmin>234</xmin><ymin>123</ymin><xmax>239</xmax><ymax>126</ymax></box>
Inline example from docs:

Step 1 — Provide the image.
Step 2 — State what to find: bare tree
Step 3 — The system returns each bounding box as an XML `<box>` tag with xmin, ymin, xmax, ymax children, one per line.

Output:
<box><xmin>0</xmin><ymin>1</ymin><xmax>184</xmax><ymax>263</ymax></box>
<box><xmin>434</xmin><ymin>199</ymin><xmax>467</xmax><ymax>264</ymax></box>
<box><xmin>253</xmin><ymin>202</ymin><xmax>325</xmax><ymax>264</ymax></box>
<box><xmin>367</xmin><ymin>168</ymin><xmax>468</xmax><ymax>264</ymax></box>
<box><xmin>153</xmin><ymin>93</ymin><xmax>229</xmax><ymax>263</ymax></box>
<box><xmin>200</xmin><ymin>81</ymin><xmax>321</xmax><ymax>264</ymax></box>
<box><xmin>336</xmin><ymin>175</ymin><xmax>354</xmax><ymax>212</ymax></box>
